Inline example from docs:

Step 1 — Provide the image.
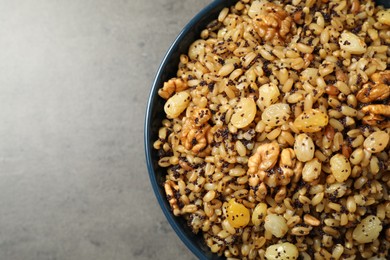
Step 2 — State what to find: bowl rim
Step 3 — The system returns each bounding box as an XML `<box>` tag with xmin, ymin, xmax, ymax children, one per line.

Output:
<box><xmin>144</xmin><ymin>0</ymin><xmax>390</xmax><ymax>259</ymax></box>
<box><xmin>144</xmin><ymin>0</ymin><xmax>228</xmax><ymax>259</ymax></box>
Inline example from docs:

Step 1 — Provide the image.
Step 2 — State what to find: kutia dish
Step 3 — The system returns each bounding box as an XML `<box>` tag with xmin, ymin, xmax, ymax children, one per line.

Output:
<box><xmin>145</xmin><ymin>0</ymin><xmax>390</xmax><ymax>259</ymax></box>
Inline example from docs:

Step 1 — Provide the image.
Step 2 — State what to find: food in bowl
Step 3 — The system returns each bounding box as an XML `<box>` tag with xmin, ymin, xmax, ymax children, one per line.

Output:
<box><xmin>153</xmin><ymin>0</ymin><xmax>390</xmax><ymax>259</ymax></box>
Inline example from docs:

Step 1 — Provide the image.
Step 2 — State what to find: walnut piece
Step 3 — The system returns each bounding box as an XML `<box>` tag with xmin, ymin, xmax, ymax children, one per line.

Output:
<box><xmin>260</xmin><ymin>148</ymin><xmax>297</xmax><ymax>188</ymax></box>
<box><xmin>356</xmin><ymin>83</ymin><xmax>390</xmax><ymax>103</ymax></box>
<box><xmin>164</xmin><ymin>180</ymin><xmax>180</xmax><ymax>216</ymax></box>
<box><xmin>360</xmin><ymin>104</ymin><xmax>390</xmax><ymax>129</ymax></box>
<box><xmin>191</xmin><ymin>108</ymin><xmax>212</xmax><ymax>126</ymax></box>
<box><xmin>180</xmin><ymin>108</ymin><xmax>212</xmax><ymax>153</ymax></box>
<box><xmin>359</xmin><ymin>71</ymin><xmax>390</xmax><ymax>128</ymax></box>
<box><xmin>158</xmin><ymin>78</ymin><xmax>188</xmax><ymax>99</ymax></box>
<box><xmin>362</xmin><ymin>113</ymin><xmax>390</xmax><ymax>128</ymax></box>
<box><xmin>371</xmin><ymin>70</ymin><xmax>390</xmax><ymax>85</ymax></box>
<box><xmin>361</xmin><ymin>104</ymin><xmax>390</xmax><ymax>116</ymax></box>
<box><xmin>248</xmin><ymin>141</ymin><xmax>280</xmax><ymax>174</ymax></box>
<box><xmin>278</xmin><ymin>148</ymin><xmax>296</xmax><ymax>185</ymax></box>
<box><xmin>251</xmin><ymin>2</ymin><xmax>293</xmax><ymax>44</ymax></box>
<box><xmin>248</xmin><ymin>142</ymin><xmax>298</xmax><ymax>189</ymax></box>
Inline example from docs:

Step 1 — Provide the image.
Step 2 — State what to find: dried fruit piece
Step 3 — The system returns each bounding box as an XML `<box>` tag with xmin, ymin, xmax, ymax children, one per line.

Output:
<box><xmin>265</xmin><ymin>242</ymin><xmax>299</xmax><ymax>260</ymax></box>
<box><xmin>294</xmin><ymin>134</ymin><xmax>315</xmax><ymax>162</ymax></box>
<box><xmin>352</xmin><ymin>215</ymin><xmax>382</xmax><ymax>243</ymax></box>
<box><xmin>264</xmin><ymin>214</ymin><xmax>288</xmax><ymax>238</ymax></box>
<box><xmin>326</xmin><ymin>183</ymin><xmax>347</xmax><ymax>198</ymax></box>
<box><xmin>377</xmin><ymin>9</ymin><xmax>390</xmax><ymax>25</ymax></box>
<box><xmin>257</xmin><ymin>83</ymin><xmax>280</xmax><ymax>111</ymax></box>
<box><xmin>293</xmin><ymin>109</ymin><xmax>329</xmax><ymax>133</ymax></box>
<box><xmin>248</xmin><ymin>0</ymin><xmax>265</xmax><ymax>18</ymax></box>
<box><xmin>262</xmin><ymin>103</ymin><xmax>291</xmax><ymax>127</ymax></box>
<box><xmin>302</xmin><ymin>158</ymin><xmax>322</xmax><ymax>182</ymax></box>
<box><xmin>164</xmin><ymin>92</ymin><xmax>191</xmax><ymax>119</ymax></box>
<box><xmin>330</xmin><ymin>154</ymin><xmax>351</xmax><ymax>183</ymax></box>
<box><xmin>300</xmin><ymin>68</ymin><xmax>318</xmax><ymax>85</ymax></box>
<box><xmin>188</xmin><ymin>39</ymin><xmax>206</xmax><ymax>60</ymax></box>
<box><xmin>363</xmin><ymin>131</ymin><xmax>389</xmax><ymax>153</ymax></box>
<box><xmin>339</xmin><ymin>31</ymin><xmax>367</xmax><ymax>54</ymax></box>
<box><xmin>231</xmin><ymin>98</ymin><xmax>257</xmax><ymax>128</ymax></box>
<box><xmin>226</xmin><ymin>199</ymin><xmax>250</xmax><ymax>228</ymax></box>
<box><xmin>252</xmin><ymin>203</ymin><xmax>267</xmax><ymax>226</ymax></box>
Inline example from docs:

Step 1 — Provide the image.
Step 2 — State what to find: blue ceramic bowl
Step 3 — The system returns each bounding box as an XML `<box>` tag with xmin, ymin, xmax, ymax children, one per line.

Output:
<box><xmin>377</xmin><ymin>0</ymin><xmax>390</xmax><ymax>8</ymax></box>
<box><xmin>144</xmin><ymin>0</ymin><xmax>389</xmax><ymax>259</ymax></box>
<box><xmin>144</xmin><ymin>0</ymin><xmax>237</xmax><ymax>259</ymax></box>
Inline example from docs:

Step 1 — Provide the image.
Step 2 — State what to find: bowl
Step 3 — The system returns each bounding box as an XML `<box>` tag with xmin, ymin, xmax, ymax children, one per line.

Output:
<box><xmin>377</xmin><ymin>0</ymin><xmax>390</xmax><ymax>8</ymax></box>
<box><xmin>144</xmin><ymin>0</ymin><xmax>238</xmax><ymax>259</ymax></box>
<box><xmin>144</xmin><ymin>0</ymin><xmax>389</xmax><ymax>259</ymax></box>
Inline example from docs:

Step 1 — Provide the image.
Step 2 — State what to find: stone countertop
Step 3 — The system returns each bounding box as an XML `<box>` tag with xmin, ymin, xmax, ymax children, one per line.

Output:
<box><xmin>0</xmin><ymin>0</ymin><xmax>210</xmax><ymax>259</ymax></box>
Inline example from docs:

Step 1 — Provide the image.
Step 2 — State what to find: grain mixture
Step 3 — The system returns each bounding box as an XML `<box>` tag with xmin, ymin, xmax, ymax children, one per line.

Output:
<box><xmin>154</xmin><ymin>0</ymin><xmax>390</xmax><ymax>259</ymax></box>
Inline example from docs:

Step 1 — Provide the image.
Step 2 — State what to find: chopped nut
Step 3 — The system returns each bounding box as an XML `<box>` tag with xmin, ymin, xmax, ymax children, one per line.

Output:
<box><xmin>164</xmin><ymin>180</ymin><xmax>180</xmax><ymax>216</ymax></box>
<box><xmin>191</xmin><ymin>108</ymin><xmax>212</xmax><ymax>126</ymax></box>
<box><xmin>158</xmin><ymin>78</ymin><xmax>188</xmax><ymax>99</ymax></box>
<box><xmin>361</xmin><ymin>104</ymin><xmax>390</xmax><ymax>116</ymax></box>
<box><xmin>180</xmin><ymin>116</ymin><xmax>211</xmax><ymax>153</ymax></box>
<box><xmin>362</xmin><ymin>114</ymin><xmax>390</xmax><ymax>129</ymax></box>
<box><xmin>248</xmin><ymin>142</ymin><xmax>280</xmax><ymax>173</ymax></box>
<box><xmin>356</xmin><ymin>83</ymin><xmax>390</xmax><ymax>103</ymax></box>
<box><xmin>250</xmin><ymin>2</ymin><xmax>294</xmax><ymax>44</ymax></box>
<box><xmin>371</xmin><ymin>70</ymin><xmax>390</xmax><ymax>85</ymax></box>
<box><xmin>358</xmin><ymin>72</ymin><xmax>390</xmax><ymax>128</ymax></box>
<box><xmin>248</xmin><ymin>145</ymin><xmax>297</xmax><ymax>188</ymax></box>
<box><xmin>275</xmin><ymin>148</ymin><xmax>295</xmax><ymax>186</ymax></box>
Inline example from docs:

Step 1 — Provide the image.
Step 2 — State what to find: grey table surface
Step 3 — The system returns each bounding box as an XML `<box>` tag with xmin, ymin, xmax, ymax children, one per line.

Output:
<box><xmin>0</xmin><ymin>0</ymin><xmax>212</xmax><ymax>259</ymax></box>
